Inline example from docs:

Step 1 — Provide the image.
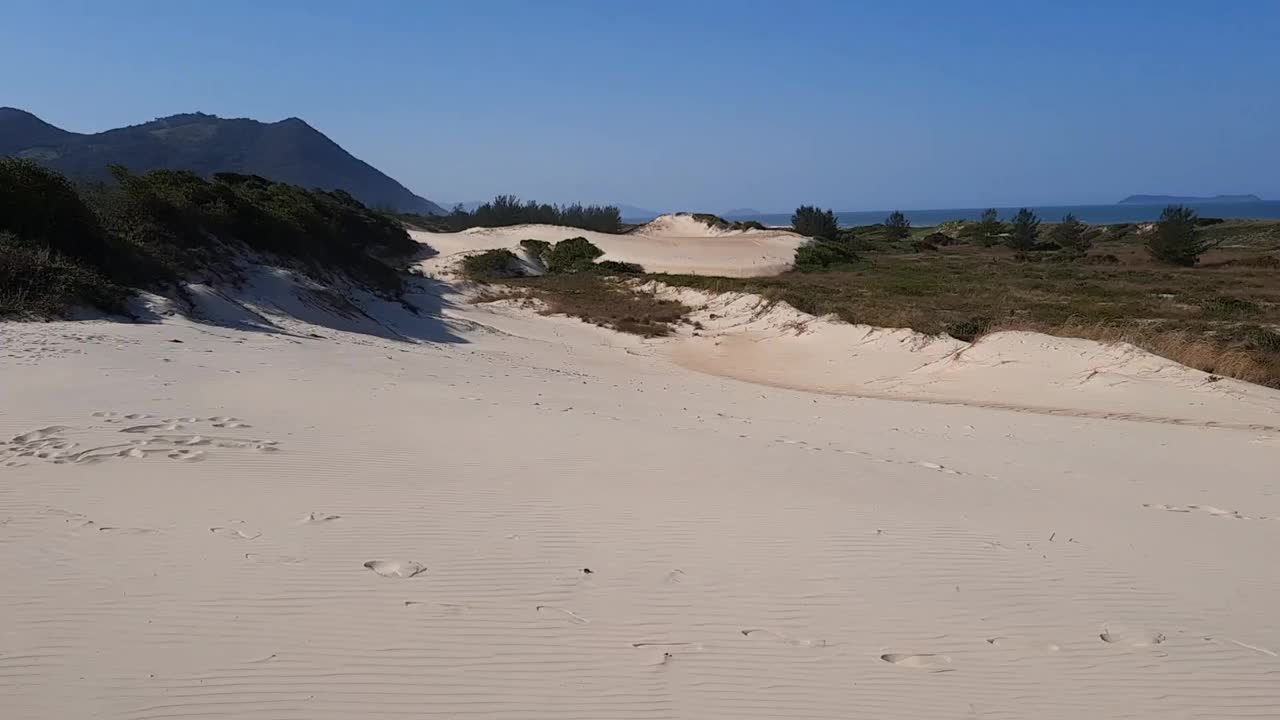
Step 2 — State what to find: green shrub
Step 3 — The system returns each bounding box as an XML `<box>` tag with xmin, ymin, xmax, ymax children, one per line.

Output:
<box><xmin>690</xmin><ymin>213</ymin><xmax>767</xmax><ymax>232</ymax></box>
<box><xmin>1147</xmin><ymin>205</ymin><xmax>1218</xmax><ymax>266</ymax></box>
<box><xmin>593</xmin><ymin>260</ymin><xmax>645</xmax><ymax>275</ymax></box>
<box><xmin>0</xmin><ymin>235</ymin><xmax>130</xmax><ymax>317</ymax></box>
<box><xmin>1049</xmin><ymin>213</ymin><xmax>1091</xmax><ymax>254</ymax></box>
<box><xmin>518</xmin><ymin>239</ymin><xmax>552</xmax><ymax>261</ymax></box>
<box><xmin>972</xmin><ymin>208</ymin><xmax>1005</xmax><ymax>247</ymax></box>
<box><xmin>0</xmin><ymin>161</ymin><xmax>419</xmax><ymax>315</ymax></box>
<box><xmin>545</xmin><ymin>236</ymin><xmax>604</xmax><ymax>274</ymax></box>
<box><xmin>461</xmin><ymin>249</ymin><xmax>523</xmax><ymax>279</ymax></box>
<box><xmin>1006</xmin><ymin>208</ymin><xmax>1041</xmax><ymax>251</ymax></box>
<box><xmin>791</xmin><ymin>205</ymin><xmax>840</xmax><ymax>241</ymax></box>
<box><xmin>885</xmin><ymin>210</ymin><xmax>911</xmax><ymax>240</ymax></box>
<box><xmin>794</xmin><ymin>239</ymin><xmax>858</xmax><ymax>271</ymax></box>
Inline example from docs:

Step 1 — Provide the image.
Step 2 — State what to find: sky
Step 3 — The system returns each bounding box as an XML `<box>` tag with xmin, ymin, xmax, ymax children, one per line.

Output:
<box><xmin>3</xmin><ymin>0</ymin><xmax>1278</xmax><ymax>212</ymax></box>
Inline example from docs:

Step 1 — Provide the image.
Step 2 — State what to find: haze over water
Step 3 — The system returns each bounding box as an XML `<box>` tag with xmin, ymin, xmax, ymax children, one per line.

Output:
<box><xmin>726</xmin><ymin>202</ymin><xmax>1280</xmax><ymax>227</ymax></box>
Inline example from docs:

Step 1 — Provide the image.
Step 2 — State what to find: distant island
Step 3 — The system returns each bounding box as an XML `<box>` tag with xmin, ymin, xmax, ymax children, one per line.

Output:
<box><xmin>724</xmin><ymin>208</ymin><xmax>764</xmax><ymax>217</ymax></box>
<box><xmin>1118</xmin><ymin>194</ymin><xmax>1262</xmax><ymax>205</ymax></box>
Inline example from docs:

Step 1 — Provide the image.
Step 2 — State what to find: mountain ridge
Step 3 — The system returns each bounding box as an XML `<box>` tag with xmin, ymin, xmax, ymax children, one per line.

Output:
<box><xmin>0</xmin><ymin>108</ymin><xmax>444</xmax><ymax>214</ymax></box>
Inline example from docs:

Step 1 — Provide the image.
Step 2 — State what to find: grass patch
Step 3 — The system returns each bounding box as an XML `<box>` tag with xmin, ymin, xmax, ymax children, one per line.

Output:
<box><xmin>488</xmin><ymin>275</ymin><xmax>689</xmax><ymax>337</ymax></box>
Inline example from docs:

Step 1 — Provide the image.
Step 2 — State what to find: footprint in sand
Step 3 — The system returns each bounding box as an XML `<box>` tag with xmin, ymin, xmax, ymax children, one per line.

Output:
<box><xmin>536</xmin><ymin>605</ymin><xmax>589</xmax><ymax>624</ymax></box>
<box><xmin>1144</xmin><ymin>503</ymin><xmax>1251</xmax><ymax>520</ymax></box>
<box><xmin>1100</xmin><ymin>624</ymin><xmax>1166</xmax><ymax>647</ymax></box>
<box><xmin>300</xmin><ymin>512</ymin><xmax>341</xmax><ymax>523</ymax></box>
<box><xmin>741</xmin><ymin>628</ymin><xmax>830</xmax><ymax>648</ymax></box>
<box><xmin>211</xmin><ymin>527</ymin><xmax>262</xmax><ymax>540</ymax></box>
<box><xmin>986</xmin><ymin>636</ymin><xmax>1061</xmax><ymax>652</ymax></box>
<box><xmin>98</xmin><ymin>526</ymin><xmax>159</xmax><ymax>535</ymax></box>
<box><xmin>3</xmin><ymin>415</ymin><xmax>279</xmax><ymax>467</ymax></box>
<box><xmin>880</xmin><ymin>653</ymin><xmax>953</xmax><ymax>670</ymax></box>
<box><xmin>364</xmin><ymin>560</ymin><xmax>426</xmax><ymax>578</ymax></box>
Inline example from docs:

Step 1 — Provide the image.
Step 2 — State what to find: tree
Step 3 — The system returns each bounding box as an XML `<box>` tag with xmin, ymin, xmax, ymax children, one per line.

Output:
<box><xmin>974</xmin><ymin>208</ymin><xmax>1004</xmax><ymax>247</ymax></box>
<box><xmin>1147</xmin><ymin>205</ymin><xmax>1217</xmax><ymax>266</ymax></box>
<box><xmin>791</xmin><ymin>205</ymin><xmax>839</xmax><ymax>241</ymax></box>
<box><xmin>1049</xmin><ymin>213</ymin><xmax>1091</xmax><ymax>254</ymax></box>
<box><xmin>884</xmin><ymin>210</ymin><xmax>911</xmax><ymax>240</ymax></box>
<box><xmin>1006</xmin><ymin>208</ymin><xmax>1041</xmax><ymax>251</ymax></box>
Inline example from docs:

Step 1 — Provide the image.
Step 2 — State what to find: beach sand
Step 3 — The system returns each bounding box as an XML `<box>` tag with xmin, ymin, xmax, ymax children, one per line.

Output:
<box><xmin>2</xmin><ymin>223</ymin><xmax>1279</xmax><ymax>719</ymax></box>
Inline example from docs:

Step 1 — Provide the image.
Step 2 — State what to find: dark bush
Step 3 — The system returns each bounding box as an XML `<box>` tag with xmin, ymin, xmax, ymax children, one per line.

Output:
<box><xmin>545</xmin><ymin>237</ymin><xmax>605</xmax><ymax>274</ymax></box>
<box><xmin>0</xmin><ymin>161</ymin><xmax>419</xmax><ymax>316</ymax></box>
<box><xmin>461</xmin><ymin>249</ymin><xmax>524</xmax><ymax>279</ymax></box>
<box><xmin>593</xmin><ymin>260</ymin><xmax>645</xmax><ymax>275</ymax></box>
<box><xmin>885</xmin><ymin>210</ymin><xmax>911</xmax><ymax>240</ymax></box>
<box><xmin>944</xmin><ymin>316</ymin><xmax>991</xmax><ymax>342</ymax></box>
<box><xmin>791</xmin><ymin>205</ymin><xmax>840</xmax><ymax>241</ymax></box>
<box><xmin>973</xmin><ymin>208</ymin><xmax>1005</xmax><ymax>247</ymax></box>
<box><xmin>519</xmin><ymin>239</ymin><xmax>553</xmax><ymax>264</ymax></box>
<box><xmin>1006</xmin><ymin>208</ymin><xmax>1041</xmax><ymax>251</ymax></box>
<box><xmin>1147</xmin><ymin>205</ymin><xmax>1217</xmax><ymax>266</ymax></box>
<box><xmin>1049</xmin><ymin>213</ymin><xmax>1091</xmax><ymax>254</ymax></box>
<box><xmin>0</xmin><ymin>235</ymin><xmax>130</xmax><ymax>317</ymax></box>
<box><xmin>911</xmin><ymin>239</ymin><xmax>939</xmax><ymax>252</ymax></box>
<box><xmin>794</xmin><ymin>239</ymin><xmax>859</xmax><ymax>271</ymax></box>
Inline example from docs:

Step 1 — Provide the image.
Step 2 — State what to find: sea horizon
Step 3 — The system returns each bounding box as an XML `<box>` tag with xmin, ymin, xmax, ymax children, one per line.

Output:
<box><xmin>709</xmin><ymin>201</ymin><xmax>1280</xmax><ymax>227</ymax></box>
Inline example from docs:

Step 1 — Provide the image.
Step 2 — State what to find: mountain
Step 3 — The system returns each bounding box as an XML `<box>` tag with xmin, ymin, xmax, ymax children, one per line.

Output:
<box><xmin>1118</xmin><ymin>194</ymin><xmax>1263</xmax><ymax>205</ymax></box>
<box><xmin>0</xmin><ymin>108</ymin><xmax>444</xmax><ymax>214</ymax></box>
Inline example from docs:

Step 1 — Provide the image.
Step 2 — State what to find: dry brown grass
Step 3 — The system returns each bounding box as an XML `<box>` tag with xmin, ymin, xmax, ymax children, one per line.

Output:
<box><xmin>476</xmin><ymin>274</ymin><xmax>690</xmax><ymax>337</ymax></box>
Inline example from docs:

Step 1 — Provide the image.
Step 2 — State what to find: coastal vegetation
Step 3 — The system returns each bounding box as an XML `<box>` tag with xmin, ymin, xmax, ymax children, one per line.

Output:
<box><xmin>402</xmin><ymin>195</ymin><xmax>623</xmax><ymax>233</ymax></box>
<box><xmin>473</xmin><ymin>203</ymin><xmax>1280</xmax><ymax>385</ymax></box>
<box><xmin>1</xmin><ymin>158</ymin><xmax>415</xmax><ymax>317</ymax></box>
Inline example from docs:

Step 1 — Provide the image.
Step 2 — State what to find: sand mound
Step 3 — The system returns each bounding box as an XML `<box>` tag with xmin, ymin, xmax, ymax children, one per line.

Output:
<box><xmin>412</xmin><ymin>215</ymin><xmax>804</xmax><ymax>278</ymax></box>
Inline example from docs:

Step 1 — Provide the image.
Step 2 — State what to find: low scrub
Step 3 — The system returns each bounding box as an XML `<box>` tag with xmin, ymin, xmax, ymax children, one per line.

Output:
<box><xmin>463</xmin><ymin>237</ymin><xmax>645</xmax><ymax>280</ymax></box>
<box><xmin>690</xmin><ymin>213</ymin><xmax>766</xmax><ymax>231</ymax></box>
<box><xmin>487</xmin><ymin>275</ymin><xmax>689</xmax><ymax>337</ymax></box>
<box><xmin>461</xmin><ymin>249</ymin><xmax>524</xmax><ymax>280</ymax></box>
<box><xmin>0</xmin><ymin>158</ymin><xmax>416</xmax><ymax>317</ymax></box>
<box><xmin>794</xmin><ymin>239</ymin><xmax>859</xmax><ymax>271</ymax></box>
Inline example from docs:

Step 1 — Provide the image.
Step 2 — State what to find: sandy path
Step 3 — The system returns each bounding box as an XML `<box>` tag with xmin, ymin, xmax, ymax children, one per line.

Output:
<box><xmin>3</xmin><ymin>294</ymin><xmax>1280</xmax><ymax>719</ymax></box>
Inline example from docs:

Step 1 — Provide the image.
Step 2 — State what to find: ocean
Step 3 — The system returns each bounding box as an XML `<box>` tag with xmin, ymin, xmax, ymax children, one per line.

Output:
<box><xmin>725</xmin><ymin>201</ymin><xmax>1280</xmax><ymax>227</ymax></box>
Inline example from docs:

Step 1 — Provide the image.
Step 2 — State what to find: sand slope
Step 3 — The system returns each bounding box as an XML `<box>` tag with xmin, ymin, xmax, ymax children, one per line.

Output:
<box><xmin>658</xmin><ymin>285</ymin><xmax>1280</xmax><ymax>430</ymax></box>
<box><xmin>413</xmin><ymin>213</ymin><xmax>806</xmax><ymax>277</ymax></box>
<box><xmin>3</xmin><ymin>266</ymin><xmax>1280</xmax><ymax>719</ymax></box>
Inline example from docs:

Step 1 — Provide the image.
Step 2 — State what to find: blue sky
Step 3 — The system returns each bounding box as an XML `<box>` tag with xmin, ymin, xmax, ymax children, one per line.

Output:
<box><xmin>3</xmin><ymin>1</ymin><xmax>1277</xmax><ymax>211</ymax></box>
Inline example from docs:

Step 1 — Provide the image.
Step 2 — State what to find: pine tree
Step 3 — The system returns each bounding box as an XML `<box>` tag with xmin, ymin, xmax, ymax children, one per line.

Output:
<box><xmin>1006</xmin><ymin>208</ymin><xmax>1041</xmax><ymax>251</ymax></box>
<box><xmin>1147</xmin><ymin>205</ymin><xmax>1216</xmax><ymax>266</ymax></box>
<box><xmin>1049</xmin><ymin>213</ymin><xmax>1090</xmax><ymax>254</ymax></box>
<box><xmin>884</xmin><ymin>210</ymin><xmax>910</xmax><ymax>240</ymax></box>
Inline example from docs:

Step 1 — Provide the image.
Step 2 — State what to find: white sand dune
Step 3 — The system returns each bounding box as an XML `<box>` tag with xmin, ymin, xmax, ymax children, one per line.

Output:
<box><xmin>3</xmin><ymin>251</ymin><xmax>1280</xmax><ymax>719</ymax></box>
<box><xmin>414</xmin><ymin>213</ymin><xmax>806</xmax><ymax>277</ymax></box>
<box><xmin>658</xmin><ymin>285</ymin><xmax>1280</xmax><ymax>431</ymax></box>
